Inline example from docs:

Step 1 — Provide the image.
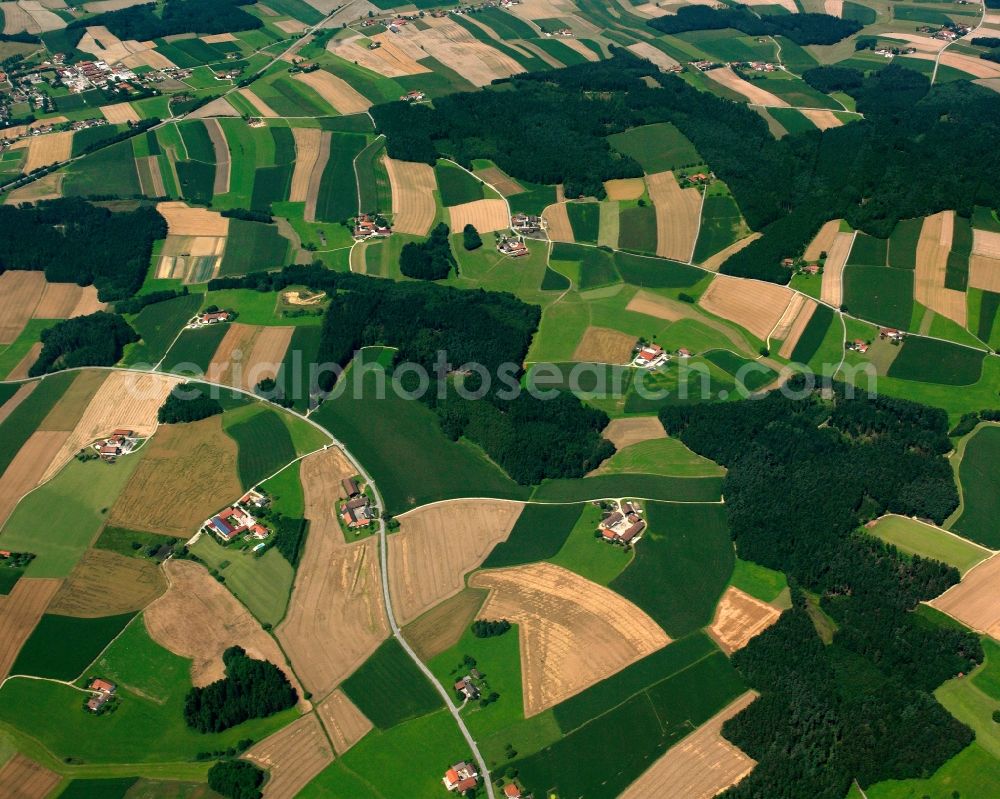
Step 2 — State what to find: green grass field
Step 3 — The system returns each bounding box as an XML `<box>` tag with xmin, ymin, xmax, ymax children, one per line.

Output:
<box><xmin>123</xmin><ymin>294</ymin><xmax>202</xmax><ymax>366</ymax></box>
<box><xmin>531</xmin><ymin>473</ymin><xmax>723</xmax><ymax>503</ymax></box>
<box><xmin>273</xmin><ymin>325</ymin><xmax>324</xmax><ymax>412</ymax></box>
<box><xmin>223</xmin><ymin>407</ymin><xmax>298</xmax><ymax>489</ymax></box>
<box><xmin>868</xmin><ymin>515</ymin><xmax>989</xmax><ymax>573</ymax></box>
<box><xmin>481</xmin><ymin>503</ymin><xmax>583</xmax><ymax>570</ymax></box>
<box><xmin>435</xmin><ymin>161</ymin><xmax>484</xmax><ymax>206</ymax></box>
<box><xmin>849</xmin><ymin>233</ymin><xmax>889</xmax><ymax>266</ymax></box>
<box><xmin>176</xmin><ymin>121</ymin><xmax>215</xmax><ymax>164</ymax></box>
<box><xmin>693</xmin><ymin>194</ymin><xmax>744</xmax><ymax>263</ymax></box>
<box><xmin>730</xmin><ymin>558</ymin><xmax>788</xmax><ymax>603</ymax></box>
<box><xmin>548</xmin><ymin>503</ymin><xmax>633</xmax><ymax>585</ymax></box>
<box><xmin>218</xmin><ymin>219</ymin><xmax>290</xmax><ymax>276</ymax></box>
<box><xmin>341</xmin><ymin>639</ymin><xmax>443</xmax><ymax>730</ymax></box>
<box><xmin>175</xmin><ymin>160</ymin><xmax>215</xmax><ymax>205</ymax></box>
<box><xmin>314</xmin><ymin>132</ymin><xmax>367</xmax><ymax>223</ymax></box>
<box><xmin>789</xmin><ymin>303</ymin><xmax>835</xmax><ymax>365</ymax></box>
<box><xmin>608</xmin><ymin>123</ymin><xmax>701</xmax><ymax>173</ymax></box>
<box><xmin>56</xmin><ymin>777</ymin><xmax>138</xmax><ymax>799</ymax></box>
<box><xmin>595</xmin><ymin>436</ymin><xmax>725</xmax><ymax>478</ymax></box>
<box><xmin>160</xmin><ymin>323</ymin><xmax>229</xmax><ymax>375</ymax></box>
<box><xmin>260</xmin><ymin>460</ymin><xmax>304</xmax><ymax>518</ymax></box>
<box><xmin>886</xmin><ymin>337</ymin><xmax>985</xmax><ymax>386</ymax></box>
<box><xmin>94</xmin><ymin>526</ymin><xmax>179</xmax><ymax>559</ymax></box>
<box><xmin>610</xmin><ymin>501</ymin><xmax>733</xmax><ymax>637</ymax></box>
<box><xmin>617</xmin><ymin>205</ymin><xmax>658</xmax><ymax>253</ymax></box>
<box><xmin>613</xmin><ymin>252</ymin><xmax>707</xmax><ymax>292</ymax></box>
<box><xmin>356</xmin><ymin>137</ymin><xmax>392</xmax><ymax>214</ymax></box>
<box><xmin>11</xmin><ymin>612</ymin><xmax>135</xmax><ymax>681</ymax></box>
<box><xmin>0</xmin><ymin>618</ymin><xmax>297</xmax><ymax>764</ymax></box>
<box><xmin>0</xmin><ymin>319</ymin><xmax>60</xmax><ymax>379</ymax></box>
<box><xmin>63</xmin><ymin>140</ymin><xmax>141</xmax><ymax>198</ymax></box>
<box><xmin>0</xmin><ymin>455</ymin><xmax>145</xmax><ymax>578</ymax></box>
<box><xmin>189</xmin><ymin>534</ymin><xmax>293</xmax><ymax>627</ymax></box>
<box><xmin>953</xmin><ymin>425</ymin><xmax>1000</xmax><ymax>548</ymax></box>
<box><xmin>766</xmin><ymin>107</ymin><xmax>815</xmax><ymax>135</ymax></box>
<box><xmin>566</xmin><ymin>202</ymin><xmax>601</xmax><ymax>244</ymax></box>
<box><xmin>550</xmin><ymin>243</ymin><xmax>621</xmax><ymax>290</ymax></box>
<box><xmin>842</xmin><ymin>265</ymin><xmax>914</xmax><ymax>331</ymax></box>
<box><xmin>703</xmin><ymin>349</ymin><xmax>778</xmax><ymax>392</ymax></box>
<box><xmin>310</xmin><ymin>358</ymin><xmax>528</xmax><ymax>514</ymax></box>
<box><xmin>888</xmin><ymin>217</ymin><xmax>922</xmax><ymax>269</ymax></box>
<box><xmin>867</xmin><ymin>742</ymin><xmax>1000</xmax><ymax>799</ymax></box>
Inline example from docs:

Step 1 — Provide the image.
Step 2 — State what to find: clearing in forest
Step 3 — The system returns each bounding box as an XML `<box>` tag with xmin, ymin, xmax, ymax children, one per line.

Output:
<box><xmin>389</xmin><ymin>499</ymin><xmax>524</xmax><ymax>625</ymax></box>
<box><xmin>384</xmin><ymin>157</ymin><xmax>436</xmax><ymax>236</ymax></box>
<box><xmin>708</xmin><ymin>586</ymin><xmax>782</xmax><ymax>655</ymax></box>
<box><xmin>604</xmin><ymin>178</ymin><xmax>646</xmax><ymax>201</ymax></box>
<box><xmin>800</xmin><ymin>109</ymin><xmax>842</xmax><ymax>130</ymax></box>
<box><xmin>33</xmin><ymin>281</ymin><xmax>104</xmax><ymax>320</ymax></box>
<box><xmin>243</xmin><ymin>714</ymin><xmax>334</xmax><ymax>799</ymax></box>
<box><xmin>698</xmin><ymin>274</ymin><xmax>794</xmax><ymax>341</ymax></box>
<box><xmin>646</xmin><ymin>170</ymin><xmax>701</xmax><ymax>263</ymax></box>
<box><xmin>470</xmin><ymin>562</ymin><xmax>670</xmax><ymax>716</ymax></box>
<box><xmin>601</xmin><ymin>416</ymin><xmax>666</xmax><ymax>450</ymax></box>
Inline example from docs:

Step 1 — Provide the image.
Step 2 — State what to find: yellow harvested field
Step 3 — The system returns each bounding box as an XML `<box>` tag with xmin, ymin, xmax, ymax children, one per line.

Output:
<box><xmin>48</xmin><ymin>549</ymin><xmax>166</xmax><ymax>617</ymax></box>
<box><xmin>33</xmin><ymin>282</ymin><xmax>104</xmax><ymax>319</ymax></box>
<box><xmin>804</xmin><ymin>219</ymin><xmax>841</xmax><ymax>262</ymax></box>
<box><xmin>304</xmin><ymin>133</ymin><xmax>332</xmax><ymax>224</ymax></box>
<box><xmin>146</xmin><ymin>560</ymin><xmax>307</xmax><ymax>702</ymax></box>
<box><xmin>909</xmin><ymin>50</ymin><xmax>1000</xmax><ymax>79</ymax></box>
<box><xmin>969</xmin><ymin>255</ymin><xmax>1000</xmax><ymax>292</ymax></box>
<box><xmin>699</xmin><ymin>274</ymin><xmax>795</xmax><ymax>341</ymax></box>
<box><xmin>573</xmin><ymin>325</ymin><xmax>637</xmax><ymax>364</ymax></box>
<box><xmin>187</xmin><ymin>96</ymin><xmax>240</xmax><ymax>119</ymax></box>
<box><xmin>824</xmin><ymin>0</ymin><xmax>843</xmax><ymax>15</ymax></box>
<box><xmin>770</xmin><ymin>292</ymin><xmax>807</xmax><ymax>343</ymax></box>
<box><xmin>204</xmin><ymin>119</ymin><xmax>230</xmax><ymax>196</ymax></box>
<box><xmin>290</xmin><ymin>127</ymin><xmax>322</xmax><ymax>203</ymax></box>
<box><xmin>275</xmin><ymin>18</ymin><xmax>307</xmax><ymax>33</ymax></box>
<box><xmin>820</xmin><ymin>231</ymin><xmax>854</xmax><ymax>308</ymax></box>
<box><xmin>5</xmin><ymin>344</ymin><xmax>41</xmax><ymax>381</ymax></box>
<box><xmin>0</xmin><ymin>578</ymin><xmax>62</xmax><ymax>681</ymax></box>
<box><xmin>404</xmin><ymin>588</ymin><xmax>487</xmax><ymax>662</ymax></box>
<box><xmin>0</xmin><ymin>271</ymin><xmax>45</xmax><ymax>344</ymax></box>
<box><xmin>42</xmin><ymin>371</ymin><xmax>180</xmax><ymax>482</ymax></box>
<box><xmin>474</xmin><ymin>166</ymin><xmax>524</xmax><ymax>196</ymax></box>
<box><xmin>604</xmin><ymin>177</ymin><xmax>645</xmax><ymax>201</ymax></box>
<box><xmin>206</xmin><ymin>322</ymin><xmax>258</xmax><ymax>387</ymax></box>
<box><xmin>157</xmin><ymin>201</ymin><xmax>229</xmax><ymax>237</ymax></box>
<box><xmin>239</xmin><ymin>88</ymin><xmax>280</xmax><ymax>118</ymax></box>
<box><xmin>509</xmin><ymin>0</ymin><xmax>575</xmax><ymax>20</ymax></box>
<box><xmin>108</xmin><ymin>415</ymin><xmax>243</xmax><ymax>537</ymax></box>
<box><xmin>317</xmin><ymin>689</ymin><xmax>373</xmax><ymax>755</ymax></box>
<box><xmin>930</xmin><ymin>553</ymin><xmax>1000</xmax><ymax>637</ymax></box>
<box><xmin>709</xmin><ymin>587</ymin><xmax>781</xmax><ymax>654</ymax></box>
<box><xmin>647</xmin><ymin>170</ymin><xmax>702</xmax><ymax>262</ymax></box>
<box><xmin>800</xmin><ymin>109</ymin><xmax>843</xmax><ymax>130</ymax></box>
<box><xmin>625</xmin><ymin>288</ymin><xmax>688</xmax><ymax>322</ymax></box>
<box><xmin>558</xmin><ymin>36</ymin><xmax>602</xmax><ymax>62</ymax></box>
<box><xmin>472</xmin><ymin>563</ymin><xmax>670</xmax><ymax>715</ymax></box>
<box><xmin>328</xmin><ymin>33</ymin><xmax>431</xmax><ymax>78</ymax></box>
<box><xmin>973</xmin><ymin>228</ymin><xmax>1000</xmax><ymax>259</ymax></box>
<box><xmin>295</xmin><ymin>69</ymin><xmax>371</xmax><ymax>115</ymax></box>
<box><xmin>0</xmin><ymin>2</ymin><xmax>36</xmax><ymax>35</ymax></box>
<box><xmin>0</xmin><ymin>754</ymin><xmax>62</xmax><ymax>799</ymax></box>
<box><xmin>122</xmin><ymin>47</ymin><xmax>175</xmax><ymax>71</ymax></box>
<box><xmin>0</xmin><ymin>383</ymin><xmax>36</xmax><ymax>425</ymax></box>
<box><xmin>17</xmin><ymin>0</ymin><xmax>64</xmax><ymax>32</ymax></box>
<box><xmin>619</xmin><ymin>692</ymin><xmax>758</xmax><ymax>799</ymax></box>
<box><xmin>277</xmin><ymin>448</ymin><xmax>389</xmax><ymax>697</ymax></box>
<box><xmin>627</xmin><ymin>41</ymin><xmax>679</xmax><ymax>70</ymax></box>
<box><xmin>0</xmin><ymin>430</ymin><xmax>71</xmax><ymax>526</ymax></box>
<box><xmin>77</xmin><ymin>25</ymin><xmax>133</xmax><ymax>62</ymax></box>
<box><xmin>39</xmin><ymin>369</ymin><xmax>107</xmax><ymax>431</ymax></box>
<box><xmin>100</xmin><ymin>102</ymin><xmax>139</xmax><ymax>124</ymax></box>
<box><xmin>601</xmin><ymin>416</ymin><xmax>666</xmax><ymax>449</ymax></box>
<box><xmin>384</xmin><ymin>157</ymin><xmax>436</xmax><ymax>236</ymax></box>
<box><xmin>23</xmin><ymin>130</ymin><xmax>73</xmax><ymax>172</ymax></box>
<box><xmin>4</xmin><ymin>172</ymin><xmax>64</xmax><ymax>204</ymax></box>
<box><xmin>448</xmin><ymin>198</ymin><xmax>510</xmax><ymax>233</ymax></box>
<box><xmin>706</xmin><ymin>67</ymin><xmax>789</xmax><ymax>107</ymax></box>
<box><xmin>700</xmin><ymin>233</ymin><xmax>761</xmax><ymax>272</ymax></box>
<box><xmin>880</xmin><ymin>32</ymin><xmax>944</xmax><ymax>52</ymax></box>
<box><xmin>543</xmin><ymin>202</ymin><xmax>574</xmax><ymax>243</ymax></box>
<box><xmin>396</xmin><ymin>17</ymin><xmax>523</xmax><ymax>86</ymax></box>
<box><xmin>201</xmin><ymin>32</ymin><xmax>236</xmax><ymax>43</ymax></box>
<box><xmin>240</xmin><ymin>326</ymin><xmax>294</xmax><ymax>391</ymax></box>
<box><xmin>390</xmin><ymin>499</ymin><xmax>524</xmax><ymax>626</ymax></box>
<box><xmin>778</xmin><ymin>299</ymin><xmax>818</xmax><ymax>359</ymax></box>
<box><xmin>243</xmin><ymin>715</ymin><xmax>333</xmax><ymax>799</ymax></box>
<box><xmin>915</xmin><ymin>211</ymin><xmax>966</xmax><ymax>327</ymax></box>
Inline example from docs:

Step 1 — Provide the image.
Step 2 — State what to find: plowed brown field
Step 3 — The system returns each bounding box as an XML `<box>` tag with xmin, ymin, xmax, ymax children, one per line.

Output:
<box><xmin>699</xmin><ymin>274</ymin><xmax>794</xmax><ymax>341</ymax></box>
<box><xmin>243</xmin><ymin>714</ymin><xmax>333</xmax><ymax>799</ymax></box>
<box><xmin>708</xmin><ymin>587</ymin><xmax>781</xmax><ymax>654</ymax></box>
<box><xmin>317</xmin><ymin>689</ymin><xmax>373</xmax><ymax>755</ymax></box>
<box><xmin>930</xmin><ymin>553</ymin><xmax>1000</xmax><ymax>637</ymax></box>
<box><xmin>48</xmin><ymin>549</ymin><xmax>165</xmax><ymax>617</ymax></box>
<box><xmin>0</xmin><ymin>754</ymin><xmax>62</xmax><ymax>799</ymax></box>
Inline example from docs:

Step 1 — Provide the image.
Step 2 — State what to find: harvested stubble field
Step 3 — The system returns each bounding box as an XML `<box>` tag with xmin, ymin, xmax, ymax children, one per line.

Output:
<box><xmin>21</xmin><ymin>130</ymin><xmax>74</xmax><ymax>173</ymax></box>
<box><xmin>770</xmin><ymin>293</ymin><xmax>806</xmax><ymax>342</ymax></box>
<box><xmin>5</xmin><ymin>343</ymin><xmax>42</xmax><ymax>381</ymax></box>
<box><xmin>699</xmin><ymin>232</ymin><xmax>761</xmax><ymax>272</ymax></box>
<box><xmin>708</xmin><ymin>586</ymin><xmax>781</xmax><ymax>655</ymax></box>
<box><xmin>0</xmin><ymin>430</ymin><xmax>71</xmax><ymax>527</ymax></box>
<box><xmin>820</xmin><ymin>231</ymin><xmax>854</xmax><ymax>308</ymax></box>
<box><xmin>777</xmin><ymin>298</ymin><xmax>817</xmax><ymax>360</ymax></box>
<box><xmin>910</xmin><ymin>50</ymin><xmax>1000</xmax><ymax>80</ymax></box>
<box><xmin>107</xmin><ymin>414</ymin><xmax>243</xmax><ymax>537</ymax></box>
<box><xmin>604</xmin><ymin>177</ymin><xmax>645</xmax><ymax>201</ymax></box>
<box><xmin>973</xmin><ymin>229</ymin><xmax>1000</xmax><ymax>259</ymax></box>
<box><xmin>699</xmin><ymin>274</ymin><xmax>794</xmax><ymax>341</ymax></box>
<box><xmin>572</xmin><ymin>325</ymin><xmax>638</xmax><ymax>364</ymax></box>
<box><xmin>243</xmin><ymin>714</ymin><xmax>333</xmax><ymax>799</ymax></box>
<box><xmin>146</xmin><ymin>559</ymin><xmax>306</xmax><ymax>701</ymax></box>
<box><xmin>398</xmin><ymin>16</ymin><xmax>523</xmax><ymax>86</ymax></box>
<box><xmin>277</xmin><ymin>448</ymin><xmax>389</xmax><ymax>698</ymax></box>
<box><xmin>543</xmin><ymin>202</ymin><xmax>574</xmax><ymax>243</ymax></box>
<box><xmin>0</xmin><ymin>754</ymin><xmax>61</xmax><ymax>799</ymax></box>
<box><xmin>627</xmin><ymin>41</ymin><xmax>679</xmax><ymax>70</ymax></box>
<box><xmin>969</xmin><ymin>254</ymin><xmax>1000</xmax><ymax>292</ymax></box>
<box><xmin>41</xmin><ymin>371</ymin><xmax>180</xmax><ymax>482</ymax></box>
<box><xmin>156</xmin><ymin>201</ymin><xmax>229</xmax><ymax>237</ymax></box>
<box><xmin>804</xmin><ymin>219</ymin><xmax>841</xmax><ymax>262</ymax></box>
<box><xmin>33</xmin><ymin>281</ymin><xmax>104</xmax><ymax>319</ymax></box>
<box><xmin>100</xmin><ymin>102</ymin><xmax>139</xmax><ymax>124</ymax></box>
<box><xmin>47</xmin><ymin>548</ymin><xmax>165</xmax><ymax>618</ymax></box>
<box><xmin>0</xmin><ymin>271</ymin><xmax>46</xmax><ymax>344</ymax></box>
<box><xmin>208</xmin><ymin>323</ymin><xmax>293</xmax><ymax>390</ymax></box>
<box><xmin>389</xmin><ymin>498</ymin><xmax>524</xmax><ymax>625</ymax></box>
<box><xmin>646</xmin><ymin>170</ymin><xmax>701</xmax><ymax>262</ymax></box>
<box><xmin>38</xmin><ymin>368</ymin><xmax>106</xmax><ymax>431</ymax></box>
<box><xmin>295</xmin><ymin>69</ymin><xmax>371</xmax><ymax>115</ymax></box>
<box><xmin>317</xmin><ymin>689</ymin><xmax>373</xmax><ymax>755</ymax></box>
<box><xmin>0</xmin><ymin>577</ymin><xmax>62</xmax><ymax>681</ymax></box>
<box><xmin>800</xmin><ymin>109</ymin><xmax>843</xmax><ymax>130</ymax></box>
<box><xmin>4</xmin><ymin>172</ymin><xmax>63</xmax><ymax>205</ymax></box>
<box><xmin>289</xmin><ymin>127</ymin><xmax>324</xmax><ymax>203</ymax></box>
<box><xmin>601</xmin><ymin>416</ymin><xmax>666</xmax><ymax>450</ymax></box>
<box><xmin>384</xmin><ymin>157</ymin><xmax>436</xmax><ymax>236</ymax></box>
<box><xmin>916</xmin><ymin>210</ymin><xmax>966</xmax><ymax>326</ymax></box>
<box><xmin>930</xmin><ymin>553</ymin><xmax>1000</xmax><ymax>637</ymax></box>
<box><xmin>470</xmin><ymin>562</ymin><xmax>671</xmax><ymax>716</ymax></box>
<box><xmin>705</xmin><ymin>66</ymin><xmax>789</xmax><ymax>107</ymax></box>
<box><xmin>448</xmin><ymin>198</ymin><xmax>510</xmax><ymax>233</ymax></box>
<box><xmin>625</xmin><ymin>288</ymin><xmax>685</xmax><ymax>322</ymax></box>
<box><xmin>239</xmin><ymin>88</ymin><xmax>280</xmax><ymax>118</ymax></box>
<box><xmin>329</xmin><ymin>33</ymin><xmax>431</xmax><ymax>78</ymax></box>
<box><xmin>618</xmin><ymin>691</ymin><xmax>758</xmax><ymax>799</ymax></box>
<box><xmin>475</xmin><ymin>166</ymin><xmax>524</xmax><ymax>196</ymax></box>
<box><xmin>203</xmin><ymin>118</ymin><xmax>230</xmax><ymax>196</ymax></box>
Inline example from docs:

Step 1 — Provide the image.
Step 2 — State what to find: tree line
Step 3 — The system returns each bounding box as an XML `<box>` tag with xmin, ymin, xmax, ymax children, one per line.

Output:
<box><xmin>660</xmin><ymin>381</ymin><xmax>981</xmax><ymax>798</ymax></box>
<box><xmin>29</xmin><ymin>312</ymin><xmax>138</xmax><ymax>377</ymax></box>
<box><xmin>400</xmin><ymin>222</ymin><xmax>458</xmax><ymax>280</ymax></box>
<box><xmin>647</xmin><ymin>4</ymin><xmax>862</xmax><ymax>45</ymax></box>
<box><xmin>70</xmin><ymin>0</ymin><xmax>261</xmax><ymax>41</ymax></box>
<box><xmin>157</xmin><ymin>389</ymin><xmax>223</xmax><ymax>424</ymax></box>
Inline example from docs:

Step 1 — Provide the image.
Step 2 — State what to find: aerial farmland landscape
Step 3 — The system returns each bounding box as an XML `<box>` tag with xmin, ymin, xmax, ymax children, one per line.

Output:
<box><xmin>1</xmin><ymin>0</ymin><xmax>1000</xmax><ymax>797</ymax></box>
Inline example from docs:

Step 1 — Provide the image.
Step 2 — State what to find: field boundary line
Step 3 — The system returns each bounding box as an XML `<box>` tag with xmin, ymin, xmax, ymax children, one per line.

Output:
<box><xmin>928</xmin><ymin>550</ymin><xmax>1000</xmax><ymax>605</ymax></box>
<box><xmin>687</xmin><ymin>185</ymin><xmax>706</xmax><ymax>265</ymax></box>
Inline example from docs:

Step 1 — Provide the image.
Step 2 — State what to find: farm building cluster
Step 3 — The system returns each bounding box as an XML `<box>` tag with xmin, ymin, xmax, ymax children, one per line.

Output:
<box><xmin>354</xmin><ymin>213</ymin><xmax>392</xmax><ymax>239</ymax></box>
<box><xmin>632</xmin><ymin>343</ymin><xmax>670</xmax><ymax>369</ymax></box>
<box><xmin>340</xmin><ymin>477</ymin><xmax>375</xmax><ymax>531</ymax></box>
<box><xmin>85</xmin><ymin>678</ymin><xmax>117</xmax><ymax>713</ymax></box>
<box><xmin>94</xmin><ymin>429</ymin><xmax>139</xmax><ymax>462</ymax></box>
<box><xmin>443</xmin><ymin>761</ymin><xmax>479</xmax><ymax>793</ymax></box>
<box><xmin>511</xmin><ymin>213</ymin><xmax>544</xmax><ymax>235</ymax></box>
<box><xmin>204</xmin><ymin>489</ymin><xmax>272</xmax><ymax>545</ymax></box>
<box><xmin>190</xmin><ymin>309</ymin><xmax>233</xmax><ymax>327</ymax></box>
<box><xmin>497</xmin><ymin>235</ymin><xmax>529</xmax><ymax>257</ymax></box>
<box><xmin>598</xmin><ymin>500</ymin><xmax>646</xmax><ymax>546</ymax></box>
<box><xmin>879</xmin><ymin>327</ymin><xmax>906</xmax><ymax>343</ymax></box>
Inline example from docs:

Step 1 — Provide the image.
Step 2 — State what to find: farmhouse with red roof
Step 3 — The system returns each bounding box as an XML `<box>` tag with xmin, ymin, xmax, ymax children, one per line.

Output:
<box><xmin>443</xmin><ymin>761</ymin><xmax>478</xmax><ymax>793</ymax></box>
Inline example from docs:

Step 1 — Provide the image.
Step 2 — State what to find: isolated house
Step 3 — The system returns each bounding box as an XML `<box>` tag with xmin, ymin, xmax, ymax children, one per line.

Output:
<box><xmin>599</xmin><ymin>503</ymin><xmax>646</xmax><ymax>545</ymax></box>
<box><xmin>86</xmin><ymin>678</ymin><xmax>117</xmax><ymax>712</ymax></box>
<box><xmin>632</xmin><ymin>343</ymin><xmax>669</xmax><ymax>368</ymax></box>
<box><xmin>454</xmin><ymin>677</ymin><xmax>480</xmax><ymax>701</ymax></box>
<box><xmin>443</xmin><ymin>762</ymin><xmax>478</xmax><ymax>793</ymax></box>
<box><xmin>200</xmin><ymin>310</ymin><xmax>231</xmax><ymax>324</ymax></box>
<box><xmin>341</xmin><ymin>496</ymin><xmax>373</xmax><ymax>528</ymax></box>
<box><xmin>503</xmin><ymin>785</ymin><xmax>523</xmax><ymax>799</ymax></box>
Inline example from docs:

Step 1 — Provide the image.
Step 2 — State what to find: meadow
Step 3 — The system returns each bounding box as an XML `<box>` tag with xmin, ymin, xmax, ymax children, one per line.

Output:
<box><xmin>850</xmin><ymin>233</ymin><xmax>889</xmax><ymax>267</ymax></box>
<box><xmin>314</xmin><ymin>132</ymin><xmax>367</xmax><ymax>223</ymax></box>
<box><xmin>867</xmin><ymin>742</ymin><xmax>1000</xmax><ymax>799</ymax></box>
<box><xmin>953</xmin><ymin>426</ymin><xmax>1000</xmax><ymax>548</ymax></box>
<box><xmin>340</xmin><ymin>639</ymin><xmax>443</xmax><ymax>730</ymax></box>
<box><xmin>160</xmin><ymin>324</ymin><xmax>229</xmax><ymax>375</ymax></box>
<box><xmin>888</xmin><ymin>218</ymin><xmax>922</xmax><ymax>269</ymax></box>
<box><xmin>63</xmin><ymin>141</ymin><xmax>141</xmax><ymax>198</ymax></box>
<box><xmin>730</xmin><ymin>558</ymin><xmax>788</xmax><ymax>604</ymax></box>
<box><xmin>10</xmin><ymin>612</ymin><xmax>135</xmax><ymax>681</ymax></box>
<box><xmin>223</xmin><ymin>407</ymin><xmax>298</xmax><ymax>488</ymax></box>
<box><xmin>274</xmin><ymin>325</ymin><xmax>324</xmax><ymax>412</ymax></box>
<box><xmin>218</xmin><ymin>219</ymin><xmax>290</xmax><ymax>276</ymax></box>
<box><xmin>596</xmin><ymin>436</ymin><xmax>724</xmax><ymax>478</ymax></box>
<box><xmin>0</xmin><ymin>619</ymin><xmax>297</xmax><ymax>763</ymax></box>
<box><xmin>703</xmin><ymin>349</ymin><xmax>778</xmax><ymax>391</ymax></box>
<box><xmin>610</xmin><ymin>501</ymin><xmax>733</xmax><ymax>637</ymax></box>
<box><xmin>869</xmin><ymin>515</ymin><xmax>989</xmax><ymax>574</ymax></box>
<box><xmin>566</xmin><ymin>202</ymin><xmax>601</xmax><ymax>244</ymax></box>
<box><xmin>123</xmin><ymin>294</ymin><xmax>203</xmax><ymax>366</ymax></box>
<box><xmin>607</xmin><ymin>123</ymin><xmax>701</xmax><ymax>173</ymax></box>
<box><xmin>618</xmin><ymin>205</ymin><xmax>658</xmax><ymax>253</ymax></box>
<box><xmin>548</xmin><ymin>503</ymin><xmax>632</xmax><ymax>585</ymax></box>
<box><xmin>435</xmin><ymin>161</ymin><xmax>484</xmax><ymax>206</ymax></box>
<box><xmin>886</xmin><ymin>337</ymin><xmax>985</xmax><ymax>386</ymax></box>
<box><xmin>842</xmin><ymin>265</ymin><xmax>914</xmax><ymax>331</ymax></box>
<box><xmin>481</xmin><ymin>503</ymin><xmax>583</xmax><ymax>570</ymax></box>
<box><xmin>531</xmin><ymin>474</ymin><xmax>723</xmax><ymax>503</ymax></box>
<box><xmin>693</xmin><ymin>194</ymin><xmax>744</xmax><ymax>263</ymax></box>
<box><xmin>613</xmin><ymin>252</ymin><xmax>707</xmax><ymax>292</ymax></box>
<box><xmin>789</xmin><ymin>304</ymin><xmax>835</xmax><ymax>365</ymax></box>
<box><xmin>355</xmin><ymin>138</ymin><xmax>392</xmax><ymax>214</ymax></box>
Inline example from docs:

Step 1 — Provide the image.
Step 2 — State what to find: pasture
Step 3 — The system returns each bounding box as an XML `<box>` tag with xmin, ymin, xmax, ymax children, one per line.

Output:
<box><xmin>953</xmin><ymin>425</ymin><xmax>1000</xmax><ymax>548</ymax></box>
<box><xmin>341</xmin><ymin>639</ymin><xmax>443</xmax><ymax>730</ymax></box>
<box><xmin>608</xmin><ymin>123</ymin><xmax>700</xmax><ymax>173</ymax></box>
<box><xmin>123</xmin><ymin>293</ymin><xmax>203</xmax><ymax>366</ymax></box>
<box><xmin>789</xmin><ymin>303</ymin><xmax>835</xmax><ymax>365</ymax></box>
<box><xmin>548</xmin><ymin>503</ymin><xmax>632</xmax><ymax>586</ymax></box>
<box><xmin>886</xmin><ymin>337</ymin><xmax>985</xmax><ymax>386</ymax></box>
<box><xmin>218</xmin><ymin>219</ymin><xmax>290</xmax><ymax>276</ymax></box>
<box><xmin>481</xmin><ymin>502</ymin><xmax>583</xmax><ymax>570</ymax></box>
<box><xmin>610</xmin><ymin>501</ymin><xmax>733</xmax><ymax>637</ymax></box>
<box><xmin>842</xmin><ymin>265</ymin><xmax>914</xmax><ymax>331</ymax></box>
<box><xmin>10</xmin><ymin>611</ymin><xmax>135</xmax><ymax>681</ymax></box>
<box><xmin>435</xmin><ymin>161</ymin><xmax>485</xmax><ymax>206</ymax></box>
<box><xmin>314</xmin><ymin>132</ymin><xmax>367</xmax><ymax>223</ymax></box>
<box><xmin>869</xmin><ymin>515</ymin><xmax>990</xmax><ymax>573</ymax></box>
<box><xmin>160</xmin><ymin>323</ymin><xmax>229</xmax><ymax>375</ymax></box>
<box><xmin>593</xmin><ymin>437</ymin><xmax>725</xmax><ymax>478</ymax></box>
<box><xmin>729</xmin><ymin>558</ymin><xmax>788</xmax><ymax>604</ymax></box>
<box><xmin>404</xmin><ymin>588</ymin><xmax>489</xmax><ymax>662</ymax></box>
<box><xmin>224</xmin><ymin>406</ymin><xmax>298</xmax><ymax>488</ymax></box>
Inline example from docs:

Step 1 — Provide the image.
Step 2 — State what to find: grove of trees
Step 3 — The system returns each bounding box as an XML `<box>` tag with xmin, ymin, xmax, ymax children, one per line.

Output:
<box><xmin>157</xmin><ymin>389</ymin><xmax>223</xmax><ymax>424</ymax></box>
<box><xmin>399</xmin><ymin>222</ymin><xmax>457</xmax><ymax>280</ymax></box>
<box><xmin>647</xmin><ymin>4</ymin><xmax>862</xmax><ymax>45</ymax></box>
<box><xmin>71</xmin><ymin>0</ymin><xmax>261</xmax><ymax>40</ymax></box>
<box><xmin>29</xmin><ymin>312</ymin><xmax>138</xmax><ymax>376</ymax></box>
<box><xmin>206</xmin><ymin>760</ymin><xmax>265</xmax><ymax>799</ymax></box>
